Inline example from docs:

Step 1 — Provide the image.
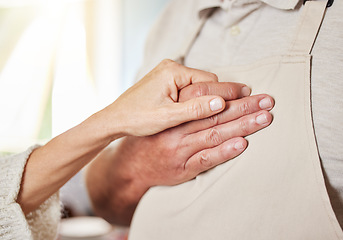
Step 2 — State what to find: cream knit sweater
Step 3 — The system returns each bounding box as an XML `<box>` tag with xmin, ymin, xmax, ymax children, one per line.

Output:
<box><xmin>0</xmin><ymin>146</ymin><xmax>61</xmax><ymax>240</ymax></box>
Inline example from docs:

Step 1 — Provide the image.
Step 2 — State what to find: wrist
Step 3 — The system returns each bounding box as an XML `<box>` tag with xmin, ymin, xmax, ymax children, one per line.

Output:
<box><xmin>85</xmin><ymin>140</ymin><xmax>150</xmax><ymax>225</ymax></box>
<box><xmin>86</xmin><ymin>108</ymin><xmax>124</xmax><ymax>144</ymax></box>
<box><xmin>91</xmin><ymin>103</ymin><xmax>128</xmax><ymax>142</ymax></box>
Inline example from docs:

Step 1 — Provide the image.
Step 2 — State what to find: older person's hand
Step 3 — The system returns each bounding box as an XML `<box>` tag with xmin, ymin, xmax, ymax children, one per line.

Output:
<box><xmin>18</xmin><ymin>60</ymin><xmax>242</xmax><ymax>215</ymax></box>
<box><xmin>86</xmin><ymin>81</ymin><xmax>274</xmax><ymax>225</ymax></box>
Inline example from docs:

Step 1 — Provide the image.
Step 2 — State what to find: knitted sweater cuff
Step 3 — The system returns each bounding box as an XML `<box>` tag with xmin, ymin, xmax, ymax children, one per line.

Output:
<box><xmin>0</xmin><ymin>145</ymin><xmax>61</xmax><ymax>240</ymax></box>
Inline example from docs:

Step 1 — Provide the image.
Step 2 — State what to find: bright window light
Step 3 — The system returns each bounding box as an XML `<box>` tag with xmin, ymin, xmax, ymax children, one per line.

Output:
<box><xmin>0</xmin><ymin>0</ymin><xmax>169</xmax><ymax>154</ymax></box>
<box><xmin>0</xmin><ymin>0</ymin><xmax>123</xmax><ymax>153</ymax></box>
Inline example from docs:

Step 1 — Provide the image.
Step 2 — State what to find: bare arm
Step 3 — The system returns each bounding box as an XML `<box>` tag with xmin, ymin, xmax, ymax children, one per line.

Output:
<box><xmin>17</xmin><ymin>60</ymin><xmax>228</xmax><ymax>214</ymax></box>
<box><xmin>85</xmin><ymin>82</ymin><xmax>274</xmax><ymax>225</ymax></box>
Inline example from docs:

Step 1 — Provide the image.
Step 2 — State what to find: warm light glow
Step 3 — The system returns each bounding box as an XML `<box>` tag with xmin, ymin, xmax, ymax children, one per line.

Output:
<box><xmin>0</xmin><ymin>2</ymin><xmax>65</xmax><ymax>151</ymax></box>
<box><xmin>0</xmin><ymin>0</ymin><xmax>167</xmax><ymax>153</ymax></box>
<box><xmin>0</xmin><ymin>0</ymin><xmax>123</xmax><ymax>152</ymax></box>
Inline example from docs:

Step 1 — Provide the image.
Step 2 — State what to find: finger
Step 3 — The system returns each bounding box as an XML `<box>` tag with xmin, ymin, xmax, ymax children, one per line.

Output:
<box><xmin>159</xmin><ymin>59</ymin><xmax>219</xmax><ymax>90</ymax></box>
<box><xmin>179</xmin><ymin>82</ymin><xmax>251</xmax><ymax>102</ymax></box>
<box><xmin>176</xmin><ymin>64</ymin><xmax>219</xmax><ymax>88</ymax></box>
<box><xmin>180</xmin><ymin>110</ymin><xmax>273</xmax><ymax>156</ymax></box>
<box><xmin>184</xmin><ymin>66</ymin><xmax>219</xmax><ymax>84</ymax></box>
<box><xmin>180</xmin><ymin>94</ymin><xmax>274</xmax><ymax>134</ymax></box>
<box><xmin>184</xmin><ymin>137</ymin><xmax>247</xmax><ymax>177</ymax></box>
<box><xmin>165</xmin><ymin>96</ymin><xmax>226</xmax><ymax>127</ymax></box>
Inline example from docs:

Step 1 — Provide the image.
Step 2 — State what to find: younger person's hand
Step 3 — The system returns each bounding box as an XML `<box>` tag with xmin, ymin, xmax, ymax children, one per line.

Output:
<box><xmin>100</xmin><ymin>59</ymin><xmax>249</xmax><ymax>137</ymax></box>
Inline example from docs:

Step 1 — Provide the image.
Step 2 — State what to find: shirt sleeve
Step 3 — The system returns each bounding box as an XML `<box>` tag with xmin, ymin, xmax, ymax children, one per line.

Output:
<box><xmin>60</xmin><ymin>171</ymin><xmax>94</xmax><ymax>216</ymax></box>
<box><xmin>0</xmin><ymin>145</ymin><xmax>61</xmax><ymax>240</ymax></box>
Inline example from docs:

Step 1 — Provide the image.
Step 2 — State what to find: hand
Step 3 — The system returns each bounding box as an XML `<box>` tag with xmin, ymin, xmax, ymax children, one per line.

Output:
<box><xmin>17</xmin><ymin>61</ymin><xmax>250</xmax><ymax>215</ymax></box>
<box><xmin>21</xmin><ymin>59</ymin><xmax>236</xmax><ymax>214</ymax></box>
<box><xmin>120</xmin><ymin>94</ymin><xmax>273</xmax><ymax>186</ymax></box>
<box><xmin>86</xmin><ymin>81</ymin><xmax>274</xmax><ymax>225</ymax></box>
<box><xmin>99</xmin><ymin>59</ymin><xmax>249</xmax><ymax>137</ymax></box>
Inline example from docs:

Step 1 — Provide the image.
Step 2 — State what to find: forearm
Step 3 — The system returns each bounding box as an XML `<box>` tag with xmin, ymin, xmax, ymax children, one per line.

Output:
<box><xmin>85</xmin><ymin>138</ymin><xmax>149</xmax><ymax>226</ymax></box>
<box><xmin>17</xmin><ymin>111</ymin><xmax>120</xmax><ymax>214</ymax></box>
<box><xmin>15</xmin><ymin>61</ymin><xmax>229</xmax><ymax>216</ymax></box>
<box><xmin>84</xmin><ymin>84</ymin><xmax>274</xmax><ymax>226</ymax></box>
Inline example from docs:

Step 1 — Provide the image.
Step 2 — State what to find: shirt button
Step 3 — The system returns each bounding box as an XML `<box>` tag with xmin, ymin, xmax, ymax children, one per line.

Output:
<box><xmin>230</xmin><ymin>25</ymin><xmax>241</xmax><ymax>36</ymax></box>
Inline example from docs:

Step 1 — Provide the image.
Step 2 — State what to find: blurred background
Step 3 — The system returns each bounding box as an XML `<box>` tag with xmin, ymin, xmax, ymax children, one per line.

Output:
<box><xmin>0</xmin><ymin>0</ymin><xmax>169</xmax><ymax>154</ymax></box>
<box><xmin>0</xmin><ymin>0</ymin><xmax>169</xmax><ymax>239</ymax></box>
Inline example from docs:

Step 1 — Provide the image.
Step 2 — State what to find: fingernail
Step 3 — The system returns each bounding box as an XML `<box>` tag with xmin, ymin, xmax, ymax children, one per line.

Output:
<box><xmin>256</xmin><ymin>113</ymin><xmax>268</xmax><ymax>125</ymax></box>
<box><xmin>210</xmin><ymin>98</ymin><xmax>223</xmax><ymax>111</ymax></box>
<box><xmin>241</xmin><ymin>86</ymin><xmax>251</xmax><ymax>97</ymax></box>
<box><xmin>259</xmin><ymin>98</ymin><xmax>272</xmax><ymax>110</ymax></box>
<box><xmin>234</xmin><ymin>141</ymin><xmax>245</xmax><ymax>150</ymax></box>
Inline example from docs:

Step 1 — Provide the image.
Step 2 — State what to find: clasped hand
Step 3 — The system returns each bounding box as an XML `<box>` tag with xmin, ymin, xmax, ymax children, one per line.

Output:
<box><xmin>86</xmin><ymin>59</ymin><xmax>274</xmax><ymax>225</ymax></box>
<box><xmin>17</xmin><ymin>59</ymin><xmax>273</xmax><ymax>219</ymax></box>
<box><xmin>99</xmin><ymin>59</ymin><xmax>230</xmax><ymax>137</ymax></box>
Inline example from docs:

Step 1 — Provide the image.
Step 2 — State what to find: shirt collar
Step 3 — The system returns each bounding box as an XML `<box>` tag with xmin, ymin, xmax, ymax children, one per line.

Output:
<box><xmin>262</xmin><ymin>0</ymin><xmax>301</xmax><ymax>9</ymax></box>
<box><xmin>196</xmin><ymin>0</ymin><xmax>301</xmax><ymax>15</ymax></box>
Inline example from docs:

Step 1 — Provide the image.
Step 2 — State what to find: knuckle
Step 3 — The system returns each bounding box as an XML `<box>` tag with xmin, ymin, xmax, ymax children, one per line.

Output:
<box><xmin>160</xmin><ymin>58</ymin><xmax>174</xmax><ymax>66</ymax></box>
<box><xmin>191</xmin><ymin>83</ymin><xmax>209</xmax><ymax>98</ymax></box>
<box><xmin>174</xmin><ymin>163</ymin><xmax>188</xmax><ymax>179</ymax></box>
<box><xmin>207</xmin><ymin>72</ymin><xmax>218</xmax><ymax>82</ymax></box>
<box><xmin>207</xmin><ymin>114</ymin><xmax>219</xmax><ymax>126</ymax></box>
<box><xmin>179</xmin><ymin>84</ymin><xmax>209</xmax><ymax>102</ymax></box>
<box><xmin>166</xmin><ymin>138</ymin><xmax>183</xmax><ymax>156</ymax></box>
<box><xmin>193</xmin><ymin>84</ymin><xmax>204</xmax><ymax>98</ymax></box>
<box><xmin>189</xmin><ymin>99</ymin><xmax>204</xmax><ymax>118</ymax></box>
<box><xmin>227</xmin><ymin>86</ymin><xmax>236</xmax><ymax>99</ymax></box>
<box><xmin>239</xmin><ymin>101</ymin><xmax>251</xmax><ymax>115</ymax></box>
<box><xmin>199</xmin><ymin>151</ymin><xmax>213</xmax><ymax>168</ymax></box>
<box><xmin>238</xmin><ymin>117</ymin><xmax>251</xmax><ymax>135</ymax></box>
<box><xmin>158</xmin><ymin>59</ymin><xmax>177</xmax><ymax>73</ymax></box>
<box><xmin>156</xmin><ymin>133</ymin><xmax>180</xmax><ymax>156</ymax></box>
<box><xmin>164</xmin><ymin>143</ymin><xmax>177</xmax><ymax>157</ymax></box>
<box><xmin>206</xmin><ymin>128</ymin><xmax>223</xmax><ymax>145</ymax></box>
<box><xmin>211</xmin><ymin>73</ymin><xmax>219</xmax><ymax>81</ymax></box>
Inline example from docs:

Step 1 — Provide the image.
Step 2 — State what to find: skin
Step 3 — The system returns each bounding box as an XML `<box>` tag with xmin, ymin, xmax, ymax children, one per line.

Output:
<box><xmin>16</xmin><ymin>59</ymin><xmax>233</xmax><ymax>214</ymax></box>
<box><xmin>85</xmin><ymin>81</ymin><xmax>274</xmax><ymax>226</ymax></box>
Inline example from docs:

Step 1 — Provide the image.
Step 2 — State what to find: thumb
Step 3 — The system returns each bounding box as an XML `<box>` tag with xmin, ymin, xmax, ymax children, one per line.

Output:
<box><xmin>168</xmin><ymin>96</ymin><xmax>225</xmax><ymax>125</ymax></box>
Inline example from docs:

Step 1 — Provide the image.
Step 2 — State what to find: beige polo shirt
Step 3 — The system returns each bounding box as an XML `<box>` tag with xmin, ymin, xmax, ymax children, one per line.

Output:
<box><xmin>137</xmin><ymin>0</ymin><xmax>343</xmax><ymax>227</ymax></box>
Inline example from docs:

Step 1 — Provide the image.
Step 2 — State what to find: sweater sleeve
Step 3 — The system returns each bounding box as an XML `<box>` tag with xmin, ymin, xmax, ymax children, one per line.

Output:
<box><xmin>0</xmin><ymin>145</ymin><xmax>61</xmax><ymax>240</ymax></box>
